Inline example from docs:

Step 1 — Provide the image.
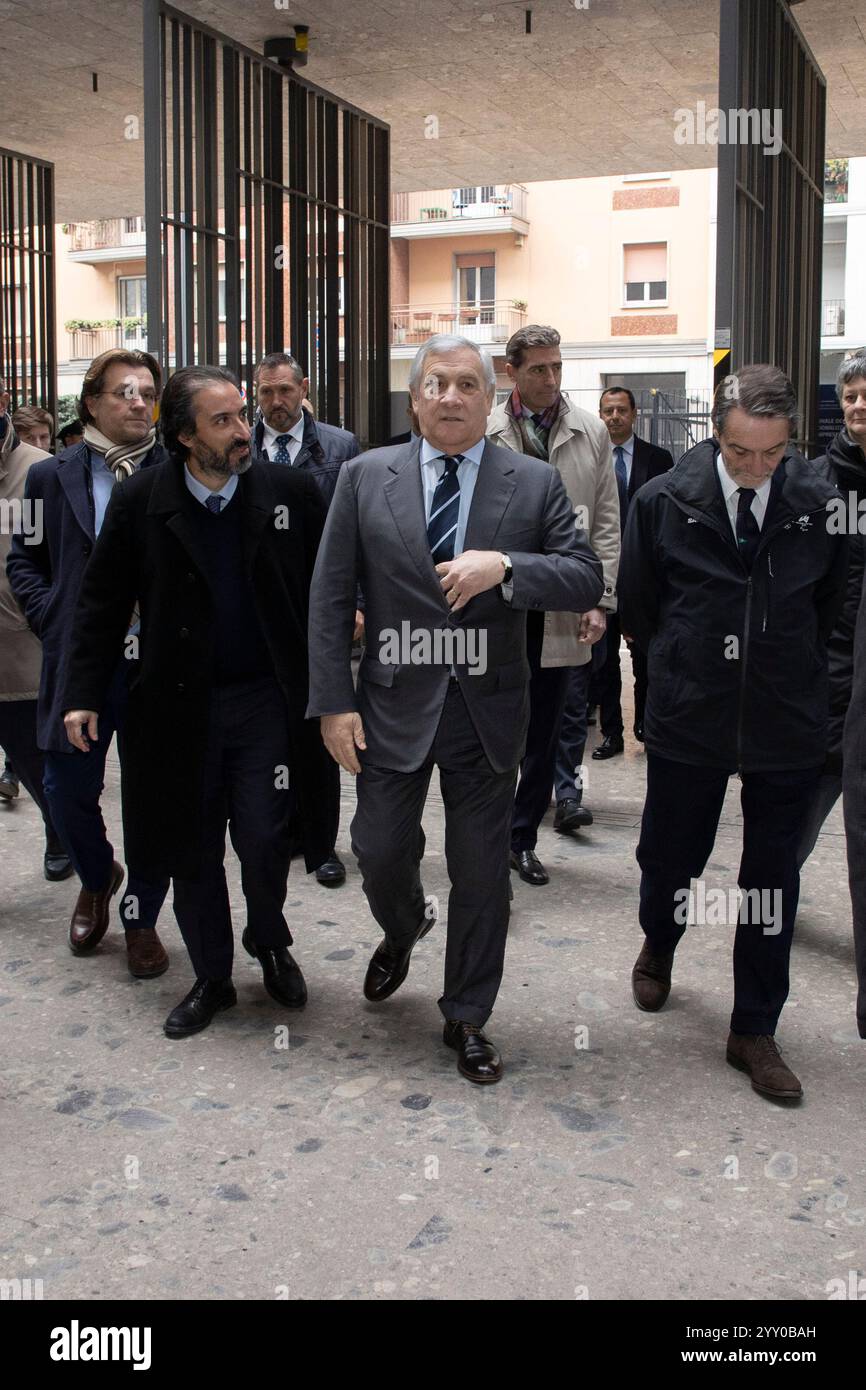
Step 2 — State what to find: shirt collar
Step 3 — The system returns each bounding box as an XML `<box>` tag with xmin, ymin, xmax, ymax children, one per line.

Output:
<box><xmin>263</xmin><ymin>414</ymin><xmax>305</xmax><ymax>450</ymax></box>
<box><xmin>616</xmin><ymin>434</ymin><xmax>635</xmax><ymax>456</ymax></box>
<box><xmin>716</xmin><ymin>454</ymin><xmax>773</xmax><ymax>505</ymax></box>
<box><xmin>419</xmin><ymin>437</ymin><xmax>486</xmax><ymax>468</ymax></box>
<box><xmin>183</xmin><ymin>463</ymin><xmax>239</xmax><ymax>507</ymax></box>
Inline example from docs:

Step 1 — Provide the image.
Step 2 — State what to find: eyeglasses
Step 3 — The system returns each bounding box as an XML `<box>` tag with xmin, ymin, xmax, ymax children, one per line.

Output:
<box><xmin>97</xmin><ymin>388</ymin><xmax>158</xmax><ymax>406</ymax></box>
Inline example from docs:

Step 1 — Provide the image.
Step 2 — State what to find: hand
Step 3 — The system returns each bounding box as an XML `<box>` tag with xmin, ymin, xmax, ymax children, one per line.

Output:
<box><xmin>353</xmin><ymin>609</ymin><xmax>365</xmax><ymax>643</ymax></box>
<box><xmin>434</xmin><ymin>550</ymin><xmax>506</xmax><ymax>612</ymax></box>
<box><xmin>578</xmin><ymin>607</ymin><xmax>607</xmax><ymax>645</ymax></box>
<box><xmin>321</xmin><ymin>712</ymin><xmax>367</xmax><ymax>775</ymax></box>
<box><xmin>64</xmin><ymin>710</ymin><xmax>99</xmax><ymax>752</ymax></box>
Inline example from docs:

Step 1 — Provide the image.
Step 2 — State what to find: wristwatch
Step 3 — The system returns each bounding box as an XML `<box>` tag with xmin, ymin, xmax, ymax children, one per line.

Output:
<box><xmin>500</xmin><ymin>552</ymin><xmax>513</xmax><ymax>584</ymax></box>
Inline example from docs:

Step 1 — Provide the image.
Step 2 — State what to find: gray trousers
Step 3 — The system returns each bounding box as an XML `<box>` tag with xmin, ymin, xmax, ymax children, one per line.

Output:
<box><xmin>351</xmin><ymin>680</ymin><xmax>517</xmax><ymax>1026</ymax></box>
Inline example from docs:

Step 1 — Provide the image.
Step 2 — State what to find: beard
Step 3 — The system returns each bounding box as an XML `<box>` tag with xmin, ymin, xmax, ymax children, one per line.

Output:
<box><xmin>194</xmin><ymin>439</ymin><xmax>252</xmax><ymax>477</ymax></box>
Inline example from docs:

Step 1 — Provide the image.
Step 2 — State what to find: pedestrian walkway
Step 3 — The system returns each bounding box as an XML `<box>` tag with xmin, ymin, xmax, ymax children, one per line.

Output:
<box><xmin>1</xmin><ymin>702</ymin><xmax>862</xmax><ymax>1301</ymax></box>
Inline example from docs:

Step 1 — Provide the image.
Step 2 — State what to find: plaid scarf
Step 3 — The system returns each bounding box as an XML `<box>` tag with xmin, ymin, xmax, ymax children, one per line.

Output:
<box><xmin>506</xmin><ymin>386</ymin><xmax>563</xmax><ymax>461</ymax></box>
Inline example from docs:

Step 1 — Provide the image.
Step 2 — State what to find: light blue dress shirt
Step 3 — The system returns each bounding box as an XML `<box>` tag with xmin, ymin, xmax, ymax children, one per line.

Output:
<box><xmin>183</xmin><ymin>464</ymin><xmax>239</xmax><ymax>508</ymax></box>
<box><xmin>616</xmin><ymin>434</ymin><xmax>635</xmax><ymax>489</ymax></box>
<box><xmin>419</xmin><ymin>437</ymin><xmax>485</xmax><ymax>557</ymax></box>
<box><xmin>87</xmin><ymin>450</ymin><xmax>117</xmax><ymax>537</ymax></box>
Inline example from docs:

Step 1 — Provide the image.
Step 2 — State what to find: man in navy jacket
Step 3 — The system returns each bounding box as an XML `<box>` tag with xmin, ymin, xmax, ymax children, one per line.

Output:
<box><xmin>252</xmin><ymin>351</ymin><xmax>361</xmax><ymax>888</ymax></box>
<box><xmin>619</xmin><ymin>365</ymin><xmax>847</xmax><ymax>1102</ymax></box>
<box><xmin>7</xmin><ymin>348</ymin><xmax>170</xmax><ymax>978</ymax></box>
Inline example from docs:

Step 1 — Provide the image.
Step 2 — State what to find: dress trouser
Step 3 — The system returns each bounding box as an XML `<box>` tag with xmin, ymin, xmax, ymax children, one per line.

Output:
<box><xmin>351</xmin><ymin>679</ymin><xmax>516</xmax><ymax>1026</ymax></box>
<box><xmin>795</xmin><ymin>770</ymin><xmax>842</xmax><ymax>870</ymax></box>
<box><xmin>554</xmin><ymin>633</ymin><xmax>609</xmax><ymax>803</ymax></box>
<box><xmin>172</xmin><ymin>677</ymin><xmax>294</xmax><ymax>981</ymax></box>
<box><xmin>636</xmin><ymin>753</ymin><xmax>822</xmax><ymax>1035</ymax></box>
<box><xmin>511</xmin><ymin>610</ymin><xmax>570</xmax><ymax>852</ymax></box>
<box><xmin>0</xmin><ymin>699</ymin><xmax>64</xmax><ymax>853</ymax></box>
<box><xmin>42</xmin><ymin>666</ymin><xmax>168</xmax><ymax>928</ymax></box>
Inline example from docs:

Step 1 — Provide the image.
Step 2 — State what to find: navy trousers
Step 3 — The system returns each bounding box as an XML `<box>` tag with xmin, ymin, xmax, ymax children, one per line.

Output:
<box><xmin>554</xmin><ymin>633</ymin><xmax>609</xmax><ymax>803</ymax></box>
<box><xmin>637</xmin><ymin>753</ymin><xmax>822</xmax><ymax>1035</ymax></box>
<box><xmin>511</xmin><ymin>611</ymin><xmax>570</xmax><ymax>852</ymax></box>
<box><xmin>171</xmin><ymin>677</ymin><xmax>295</xmax><ymax>981</ymax></box>
<box><xmin>0</xmin><ymin>700</ymin><xmax>63</xmax><ymax>853</ymax></box>
<box><xmin>43</xmin><ymin>667</ymin><xmax>168</xmax><ymax>927</ymax></box>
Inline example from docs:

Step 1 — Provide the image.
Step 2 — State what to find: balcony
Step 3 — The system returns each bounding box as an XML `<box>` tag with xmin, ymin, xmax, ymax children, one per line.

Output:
<box><xmin>390</xmin><ymin>186</ymin><xmax>529</xmax><ymax>239</ymax></box>
<box><xmin>66</xmin><ymin>218</ymin><xmax>147</xmax><ymax>263</ymax></box>
<box><xmin>822</xmin><ymin>299</ymin><xmax>845</xmax><ymax>336</ymax></box>
<box><xmin>391</xmin><ymin>301</ymin><xmax>527</xmax><ymax>351</ymax></box>
<box><xmin>62</xmin><ymin>322</ymin><xmax>149</xmax><ymax>362</ymax></box>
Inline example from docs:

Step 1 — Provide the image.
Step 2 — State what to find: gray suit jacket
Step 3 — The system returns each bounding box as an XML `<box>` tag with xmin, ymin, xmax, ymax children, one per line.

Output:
<box><xmin>306</xmin><ymin>437</ymin><xmax>604</xmax><ymax>773</ymax></box>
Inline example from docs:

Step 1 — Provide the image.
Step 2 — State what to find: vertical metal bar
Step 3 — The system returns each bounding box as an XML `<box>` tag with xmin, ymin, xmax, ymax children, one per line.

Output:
<box><xmin>323</xmin><ymin>99</ymin><xmax>340</xmax><ymax>425</ymax></box>
<box><xmin>223</xmin><ymin>42</ymin><xmax>241</xmax><ymax>385</ymax></box>
<box><xmin>143</xmin><ymin>0</ymin><xmax>164</xmax><ymax>369</ymax></box>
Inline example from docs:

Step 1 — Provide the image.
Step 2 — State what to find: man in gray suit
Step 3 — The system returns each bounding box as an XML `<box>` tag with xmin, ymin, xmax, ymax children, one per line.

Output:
<box><xmin>307</xmin><ymin>335</ymin><xmax>603</xmax><ymax>1083</ymax></box>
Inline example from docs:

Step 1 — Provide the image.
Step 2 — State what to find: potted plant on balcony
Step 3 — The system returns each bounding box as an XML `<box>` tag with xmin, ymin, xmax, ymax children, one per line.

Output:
<box><xmin>512</xmin><ymin>299</ymin><xmax>528</xmax><ymax>312</ymax></box>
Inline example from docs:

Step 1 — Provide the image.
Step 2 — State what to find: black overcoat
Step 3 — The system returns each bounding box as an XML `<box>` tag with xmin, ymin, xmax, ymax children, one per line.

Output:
<box><xmin>62</xmin><ymin>457</ymin><xmax>328</xmax><ymax>878</ymax></box>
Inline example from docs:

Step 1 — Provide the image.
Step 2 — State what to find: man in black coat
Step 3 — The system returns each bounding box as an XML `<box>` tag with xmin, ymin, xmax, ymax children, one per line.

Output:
<box><xmin>798</xmin><ymin>350</ymin><xmax>866</xmax><ymax>866</ymax></box>
<box><xmin>590</xmin><ymin>386</ymin><xmax>674</xmax><ymax>759</ymax></box>
<box><xmin>252</xmin><ymin>350</ymin><xmax>361</xmax><ymax>888</ymax></box>
<box><xmin>7</xmin><ymin>348</ymin><xmax>171</xmax><ymax>978</ymax></box>
<box><xmin>62</xmin><ymin>366</ymin><xmax>328</xmax><ymax>1039</ymax></box>
<box><xmin>620</xmin><ymin>365</ymin><xmax>847</xmax><ymax>1101</ymax></box>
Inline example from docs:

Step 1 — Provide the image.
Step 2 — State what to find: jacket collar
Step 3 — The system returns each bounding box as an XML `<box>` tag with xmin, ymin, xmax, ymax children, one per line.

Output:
<box><xmin>147</xmin><ymin>456</ymin><xmax>277</xmax><ymax>578</ymax></box>
<box><xmin>664</xmin><ymin>437</ymin><xmax>838</xmax><ymax>526</ymax></box>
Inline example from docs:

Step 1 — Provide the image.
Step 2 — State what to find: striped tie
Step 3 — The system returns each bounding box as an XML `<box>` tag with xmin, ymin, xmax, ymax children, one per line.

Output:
<box><xmin>205</xmin><ymin>494</ymin><xmax>224</xmax><ymax>514</ymax></box>
<box><xmin>427</xmin><ymin>454</ymin><xmax>463</xmax><ymax>562</ymax></box>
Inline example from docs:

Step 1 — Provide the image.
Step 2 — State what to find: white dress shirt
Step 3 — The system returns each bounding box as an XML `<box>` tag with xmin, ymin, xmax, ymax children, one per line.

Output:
<box><xmin>262</xmin><ymin>414</ymin><xmax>305</xmax><ymax>464</ymax></box>
<box><xmin>716</xmin><ymin>456</ymin><xmax>772</xmax><ymax>540</ymax></box>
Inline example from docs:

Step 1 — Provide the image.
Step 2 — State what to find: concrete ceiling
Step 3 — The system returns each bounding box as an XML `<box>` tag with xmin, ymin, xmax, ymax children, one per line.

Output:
<box><xmin>0</xmin><ymin>0</ymin><xmax>864</xmax><ymax>220</ymax></box>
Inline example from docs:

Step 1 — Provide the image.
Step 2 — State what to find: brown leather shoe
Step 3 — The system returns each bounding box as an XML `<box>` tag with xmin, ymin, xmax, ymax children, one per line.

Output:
<box><xmin>726</xmin><ymin>1031</ymin><xmax>803</xmax><ymax>1100</ymax></box>
<box><xmin>125</xmin><ymin>927</ymin><xmax>169</xmax><ymax>979</ymax></box>
<box><xmin>68</xmin><ymin>861</ymin><xmax>124</xmax><ymax>955</ymax></box>
<box><xmin>631</xmin><ymin>941</ymin><xmax>675</xmax><ymax>1012</ymax></box>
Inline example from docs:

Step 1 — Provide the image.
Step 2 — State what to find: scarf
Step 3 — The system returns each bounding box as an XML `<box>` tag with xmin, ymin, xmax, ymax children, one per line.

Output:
<box><xmin>505</xmin><ymin>386</ymin><xmax>563</xmax><ymax>461</ymax></box>
<box><xmin>83</xmin><ymin>423</ymin><xmax>156</xmax><ymax>479</ymax></box>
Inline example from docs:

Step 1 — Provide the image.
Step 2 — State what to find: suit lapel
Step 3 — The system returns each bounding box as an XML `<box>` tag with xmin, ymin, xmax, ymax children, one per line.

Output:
<box><xmin>57</xmin><ymin>443</ymin><xmax>96</xmax><ymax>541</ymax></box>
<box><xmin>383</xmin><ymin>440</ymin><xmax>448</xmax><ymax>606</ymax></box>
<box><xmin>462</xmin><ymin>440</ymin><xmax>517</xmax><ymax>550</ymax></box>
<box><xmin>238</xmin><ymin>466</ymin><xmax>277</xmax><ymax>576</ymax></box>
<box><xmin>629</xmin><ymin>438</ymin><xmax>646</xmax><ymax>499</ymax></box>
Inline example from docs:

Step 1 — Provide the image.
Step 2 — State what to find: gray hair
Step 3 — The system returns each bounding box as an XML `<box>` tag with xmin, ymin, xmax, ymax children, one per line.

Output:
<box><xmin>837</xmin><ymin>351</ymin><xmax>866</xmax><ymax>403</ymax></box>
<box><xmin>254</xmin><ymin>351</ymin><xmax>305</xmax><ymax>385</ymax></box>
<box><xmin>711</xmin><ymin>363</ymin><xmax>798</xmax><ymax>436</ymax></box>
<box><xmin>408</xmin><ymin>335</ymin><xmax>495</xmax><ymax>394</ymax></box>
<box><xmin>505</xmin><ymin>323</ymin><xmax>561</xmax><ymax>368</ymax></box>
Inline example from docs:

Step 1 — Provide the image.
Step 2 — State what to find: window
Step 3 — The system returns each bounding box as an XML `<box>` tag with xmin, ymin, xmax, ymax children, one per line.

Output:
<box><xmin>623</xmin><ymin>243</ymin><xmax>668</xmax><ymax>304</ymax></box>
<box><xmin>456</xmin><ymin>252</ymin><xmax>495</xmax><ymax>324</ymax></box>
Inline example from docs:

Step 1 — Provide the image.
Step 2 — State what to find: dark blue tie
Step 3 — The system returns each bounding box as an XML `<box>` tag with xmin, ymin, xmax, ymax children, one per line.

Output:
<box><xmin>273</xmin><ymin>434</ymin><xmax>291</xmax><ymax>464</ymax></box>
<box><xmin>614</xmin><ymin>445</ymin><xmax>628</xmax><ymax>494</ymax></box>
<box><xmin>736</xmin><ymin>487</ymin><xmax>760</xmax><ymax>569</ymax></box>
<box><xmin>205</xmin><ymin>494</ymin><xmax>224</xmax><ymax>514</ymax></box>
<box><xmin>427</xmin><ymin>454</ymin><xmax>463</xmax><ymax>562</ymax></box>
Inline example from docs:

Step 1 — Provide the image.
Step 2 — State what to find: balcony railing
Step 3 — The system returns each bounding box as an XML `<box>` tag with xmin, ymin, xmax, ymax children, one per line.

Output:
<box><xmin>822</xmin><ymin>299</ymin><xmax>845</xmax><ymax>336</ymax></box>
<box><xmin>391</xmin><ymin>185</ymin><xmax>528</xmax><ymax>226</ymax></box>
<box><xmin>391</xmin><ymin>301</ymin><xmax>527</xmax><ymax>347</ymax></box>
<box><xmin>63</xmin><ymin>325</ymin><xmax>149</xmax><ymax>361</ymax></box>
<box><xmin>68</xmin><ymin>218</ymin><xmax>146</xmax><ymax>253</ymax></box>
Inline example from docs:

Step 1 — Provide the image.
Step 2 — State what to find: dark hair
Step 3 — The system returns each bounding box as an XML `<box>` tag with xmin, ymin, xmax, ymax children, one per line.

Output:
<box><xmin>78</xmin><ymin>348</ymin><xmax>162</xmax><ymax>425</ymax></box>
<box><xmin>504</xmin><ymin>324</ymin><xmax>561</xmax><ymax>369</ymax></box>
<box><xmin>58</xmin><ymin>420</ymin><xmax>85</xmax><ymax>444</ymax></box>
<box><xmin>12</xmin><ymin>404</ymin><xmax>54</xmax><ymax>435</ymax></box>
<box><xmin>254</xmin><ymin>351</ymin><xmax>305</xmax><ymax>384</ymax></box>
<box><xmin>711</xmin><ymin>363</ymin><xmax>798</xmax><ymax>435</ymax></box>
<box><xmin>600</xmin><ymin>385</ymin><xmax>636</xmax><ymax>411</ymax></box>
<box><xmin>159</xmin><ymin>365</ymin><xmax>241</xmax><ymax>463</ymax></box>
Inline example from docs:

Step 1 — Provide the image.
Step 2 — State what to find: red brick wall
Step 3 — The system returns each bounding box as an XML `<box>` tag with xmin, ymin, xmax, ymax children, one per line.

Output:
<box><xmin>611</xmin><ymin>314</ymin><xmax>678</xmax><ymax>336</ymax></box>
<box><xmin>613</xmin><ymin>188</ymin><xmax>679</xmax><ymax>210</ymax></box>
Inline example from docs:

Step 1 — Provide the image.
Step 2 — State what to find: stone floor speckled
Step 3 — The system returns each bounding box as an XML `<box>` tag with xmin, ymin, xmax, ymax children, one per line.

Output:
<box><xmin>2</xmin><ymin>688</ymin><xmax>864</xmax><ymax>1301</ymax></box>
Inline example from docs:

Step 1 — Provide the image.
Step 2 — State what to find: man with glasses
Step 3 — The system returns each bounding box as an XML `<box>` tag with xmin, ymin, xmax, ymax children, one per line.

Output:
<box><xmin>8</xmin><ymin>349</ymin><xmax>171</xmax><ymax>979</ymax></box>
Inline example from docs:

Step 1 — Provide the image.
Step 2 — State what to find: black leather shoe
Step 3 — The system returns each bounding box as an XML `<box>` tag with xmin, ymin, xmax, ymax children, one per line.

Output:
<box><xmin>315</xmin><ymin>853</ymin><xmax>346</xmax><ymax>887</ymax></box>
<box><xmin>554</xmin><ymin>798</ymin><xmax>594</xmax><ymax>833</ymax></box>
<box><xmin>592</xmin><ymin>734</ymin><xmax>625</xmax><ymax>760</ymax></box>
<box><xmin>44</xmin><ymin>850</ymin><xmax>74</xmax><ymax>881</ymax></box>
<box><xmin>0</xmin><ymin>769</ymin><xmax>19</xmax><ymax>800</ymax></box>
<box><xmin>363</xmin><ymin>897</ymin><xmax>437</xmax><ymax>1002</ymax></box>
<box><xmin>164</xmin><ymin>978</ymin><xmax>237</xmax><ymax>1038</ymax></box>
<box><xmin>242</xmin><ymin>926</ymin><xmax>307</xmax><ymax>1008</ymax></box>
<box><xmin>443</xmin><ymin>1020</ymin><xmax>503</xmax><ymax>1084</ymax></box>
<box><xmin>510</xmin><ymin>849</ymin><xmax>549</xmax><ymax>885</ymax></box>
<box><xmin>633</xmin><ymin>722</ymin><xmax>645</xmax><ymax>742</ymax></box>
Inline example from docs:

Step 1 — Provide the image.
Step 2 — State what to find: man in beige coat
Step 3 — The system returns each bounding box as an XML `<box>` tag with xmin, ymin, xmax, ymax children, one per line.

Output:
<box><xmin>0</xmin><ymin>386</ymin><xmax>72</xmax><ymax>880</ymax></box>
<box><xmin>487</xmin><ymin>325</ymin><xmax>620</xmax><ymax>884</ymax></box>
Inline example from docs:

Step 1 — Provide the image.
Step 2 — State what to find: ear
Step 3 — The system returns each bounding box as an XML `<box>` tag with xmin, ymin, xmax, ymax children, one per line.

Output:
<box><xmin>505</xmin><ymin>363</ymin><xmax>517</xmax><ymax>383</ymax></box>
<box><xmin>301</xmin><ymin>378</ymin><xmax>310</xmax><ymax>397</ymax></box>
<box><xmin>178</xmin><ymin>427</ymin><xmax>196</xmax><ymax>451</ymax></box>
